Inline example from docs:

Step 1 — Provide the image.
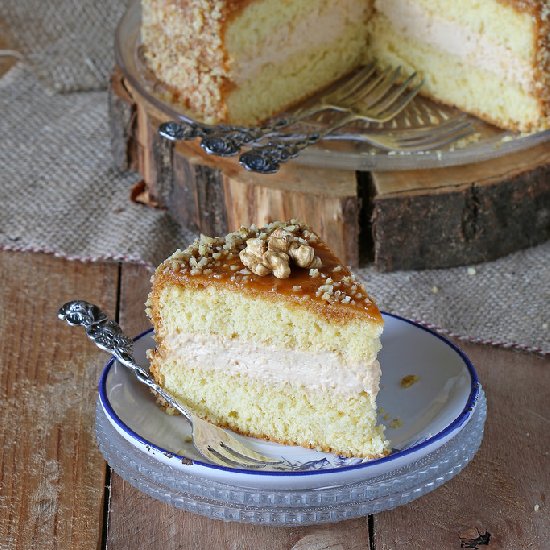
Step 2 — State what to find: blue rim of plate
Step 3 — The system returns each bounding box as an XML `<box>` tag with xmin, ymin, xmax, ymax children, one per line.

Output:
<box><xmin>98</xmin><ymin>312</ymin><xmax>480</xmax><ymax>477</ymax></box>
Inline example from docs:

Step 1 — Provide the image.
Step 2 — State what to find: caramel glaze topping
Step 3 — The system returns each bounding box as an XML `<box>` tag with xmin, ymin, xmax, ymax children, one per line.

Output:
<box><xmin>156</xmin><ymin>221</ymin><xmax>382</xmax><ymax>324</ymax></box>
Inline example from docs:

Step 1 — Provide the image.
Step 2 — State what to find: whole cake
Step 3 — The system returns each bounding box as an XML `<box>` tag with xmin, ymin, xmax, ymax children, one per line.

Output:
<box><xmin>141</xmin><ymin>0</ymin><xmax>549</xmax><ymax>131</ymax></box>
<box><xmin>146</xmin><ymin>221</ymin><xmax>388</xmax><ymax>458</ymax></box>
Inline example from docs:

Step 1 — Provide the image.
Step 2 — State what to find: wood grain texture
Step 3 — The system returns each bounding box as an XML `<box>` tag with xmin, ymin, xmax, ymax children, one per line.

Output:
<box><xmin>373</xmin><ymin>341</ymin><xmax>550</xmax><ymax>550</ymax></box>
<box><xmin>0</xmin><ymin>252</ymin><xmax>119</xmax><ymax>549</ymax></box>
<box><xmin>115</xmin><ymin>72</ymin><xmax>361</xmax><ymax>266</ymax></box>
<box><xmin>108</xmin><ymin>68</ymin><xmax>137</xmax><ymax>171</ymax></box>
<box><xmin>110</xmin><ymin>69</ymin><xmax>550</xmax><ymax>272</ymax></box>
<box><xmin>105</xmin><ymin>264</ymin><xmax>550</xmax><ymax>549</ymax></box>
<box><xmin>106</xmin><ymin>263</ymin><xmax>371</xmax><ymax>550</ymax></box>
<box><xmin>371</xmin><ymin>143</ymin><xmax>550</xmax><ymax>271</ymax></box>
<box><xmin>221</xmin><ymin>161</ymin><xmax>359</xmax><ymax>265</ymax></box>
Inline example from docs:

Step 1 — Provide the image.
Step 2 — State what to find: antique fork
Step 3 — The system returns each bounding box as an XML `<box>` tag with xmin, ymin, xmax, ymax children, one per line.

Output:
<box><xmin>158</xmin><ymin>64</ymin><xmax>422</xmax><ymax>157</ymax></box>
<box><xmin>239</xmin><ymin>117</ymin><xmax>474</xmax><ymax>174</ymax></box>
<box><xmin>58</xmin><ymin>300</ymin><xmax>283</xmax><ymax>469</ymax></box>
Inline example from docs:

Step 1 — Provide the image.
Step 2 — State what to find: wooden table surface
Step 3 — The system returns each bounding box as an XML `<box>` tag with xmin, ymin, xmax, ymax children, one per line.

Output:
<box><xmin>0</xmin><ymin>250</ymin><xmax>548</xmax><ymax>549</ymax></box>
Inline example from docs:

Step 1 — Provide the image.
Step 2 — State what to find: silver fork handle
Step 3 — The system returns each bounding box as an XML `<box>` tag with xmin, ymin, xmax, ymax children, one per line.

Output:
<box><xmin>57</xmin><ymin>300</ymin><xmax>193</xmax><ymax>422</ymax></box>
<box><xmin>238</xmin><ymin>113</ymin><xmax>359</xmax><ymax>174</ymax></box>
<box><xmin>158</xmin><ymin>107</ymin><xmax>323</xmax><ymax>158</ymax></box>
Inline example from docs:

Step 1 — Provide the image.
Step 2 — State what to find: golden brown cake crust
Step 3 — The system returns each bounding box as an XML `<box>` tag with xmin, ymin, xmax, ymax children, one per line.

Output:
<box><xmin>149</xmin><ymin>221</ymin><xmax>383</xmax><ymax>325</ymax></box>
<box><xmin>369</xmin><ymin>0</ymin><xmax>549</xmax><ymax>130</ymax></box>
<box><xmin>494</xmin><ymin>0</ymin><xmax>549</xmax><ymax>129</ymax></box>
<box><xmin>532</xmin><ymin>2</ymin><xmax>550</xmax><ymax>127</ymax></box>
<box><xmin>497</xmin><ymin>0</ymin><xmax>546</xmax><ymax>11</ymax></box>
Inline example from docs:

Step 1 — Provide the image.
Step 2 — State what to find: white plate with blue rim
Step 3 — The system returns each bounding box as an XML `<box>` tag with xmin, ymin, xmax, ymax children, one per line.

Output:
<box><xmin>98</xmin><ymin>313</ymin><xmax>482</xmax><ymax>490</ymax></box>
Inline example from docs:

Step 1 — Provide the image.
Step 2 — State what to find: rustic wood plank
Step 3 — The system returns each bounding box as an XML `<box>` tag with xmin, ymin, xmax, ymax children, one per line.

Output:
<box><xmin>107</xmin><ymin>263</ymin><xmax>372</xmax><ymax>549</ymax></box>
<box><xmin>373</xmin><ymin>341</ymin><xmax>550</xmax><ymax>550</ymax></box>
<box><xmin>0</xmin><ymin>252</ymin><xmax>119</xmax><ymax>549</ymax></box>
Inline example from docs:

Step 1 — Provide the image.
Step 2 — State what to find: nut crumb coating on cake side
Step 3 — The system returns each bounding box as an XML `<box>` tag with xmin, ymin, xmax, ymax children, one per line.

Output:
<box><xmin>141</xmin><ymin>0</ymin><xmax>370</xmax><ymax>124</ymax></box>
<box><xmin>505</xmin><ymin>0</ymin><xmax>550</xmax><ymax>127</ymax></box>
<box><xmin>147</xmin><ymin>220</ymin><xmax>383</xmax><ymax>325</ymax></box>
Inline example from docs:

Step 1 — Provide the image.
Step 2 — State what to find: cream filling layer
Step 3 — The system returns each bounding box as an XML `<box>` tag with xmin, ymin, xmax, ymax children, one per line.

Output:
<box><xmin>374</xmin><ymin>0</ymin><xmax>534</xmax><ymax>91</ymax></box>
<box><xmin>162</xmin><ymin>332</ymin><xmax>380</xmax><ymax>398</ymax></box>
<box><xmin>228</xmin><ymin>0</ymin><xmax>366</xmax><ymax>85</ymax></box>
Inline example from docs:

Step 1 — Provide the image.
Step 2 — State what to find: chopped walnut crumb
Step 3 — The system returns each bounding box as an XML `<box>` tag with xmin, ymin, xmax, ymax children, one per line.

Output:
<box><xmin>239</xmin><ymin>222</ymin><xmax>322</xmax><ymax>279</ymax></box>
<box><xmin>400</xmin><ymin>374</ymin><xmax>419</xmax><ymax>388</ymax></box>
<box><xmin>160</xmin><ymin>222</ymin><xmax>372</xmax><ymax>311</ymax></box>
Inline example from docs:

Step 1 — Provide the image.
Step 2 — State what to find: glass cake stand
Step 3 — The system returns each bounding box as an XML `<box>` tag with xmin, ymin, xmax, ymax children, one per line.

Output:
<box><xmin>115</xmin><ymin>0</ymin><xmax>550</xmax><ymax>172</ymax></box>
<box><xmin>94</xmin><ymin>314</ymin><xmax>487</xmax><ymax>524</ymax></box>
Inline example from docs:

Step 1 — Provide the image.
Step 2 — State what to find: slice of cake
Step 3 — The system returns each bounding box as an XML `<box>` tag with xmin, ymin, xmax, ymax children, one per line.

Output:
<box><xmin>367</xmin><ymin>0</ymin><xmax>550</xmax><ymax>132</ymax></box>
<box><xmin>141</xmin><ymin>0</ymin><xmax>370</xmax><ymax>124</ymax></box>
<box><xmin>146</xmin><ymin>221</ymin><xmax>388</xmax><ymax>458</ymax></box>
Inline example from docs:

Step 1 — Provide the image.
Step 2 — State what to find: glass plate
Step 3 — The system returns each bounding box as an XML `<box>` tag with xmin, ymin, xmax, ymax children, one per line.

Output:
<box><xmin>115</xmin><ymin>1</ymin><xmax>549</xmax><ymax>172</ymax></box>
<box><xmin>96</xmin><ymin>390</ymin><xmax>486</xmax><ymax>524</ymax></box>
<box><xmin>97</xmin><ymin>313</ymin><xmax>483</xmax><ymax>492</ymax></box>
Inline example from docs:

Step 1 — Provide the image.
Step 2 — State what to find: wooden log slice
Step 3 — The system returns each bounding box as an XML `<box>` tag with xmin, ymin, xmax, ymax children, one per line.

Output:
<box><xmin>370</xmin><ymin>143</ymin><xmax>550</xmax><ymax>271</ymax></box>
<box><xmin>109</xmin><ymin>68</ymin><xmax>550</xmax><ymax>271</ymax></box>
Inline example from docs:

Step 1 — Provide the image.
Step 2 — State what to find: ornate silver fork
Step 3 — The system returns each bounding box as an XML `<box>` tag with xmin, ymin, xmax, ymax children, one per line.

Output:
<box><xmin>58</xmin><ymin>300</ymin><xmax>283</xmax><ymax>469</ymax></box>
<box><xmin>158</xmin><ymin>64</ymin><xmax>422</xmax><ymax>157</ymax></box>
<box><xmin>239</xmin><ymin>117</ymin><xmax>474</xmax><ymax>174</ymax></box>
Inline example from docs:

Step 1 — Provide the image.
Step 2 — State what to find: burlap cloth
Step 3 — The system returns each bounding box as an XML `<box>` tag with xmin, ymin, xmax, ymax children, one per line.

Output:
<box><xmin>0</xmin><ymin>1</ymin><xmax>548</xmax><ymax>355</ymax></box>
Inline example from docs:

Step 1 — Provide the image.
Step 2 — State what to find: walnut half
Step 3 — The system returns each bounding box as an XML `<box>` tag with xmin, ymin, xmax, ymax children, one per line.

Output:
<box><xmin>239</xmin><ymin>226</ymin><xmax>322</xmax><ymax>279</ymax></box>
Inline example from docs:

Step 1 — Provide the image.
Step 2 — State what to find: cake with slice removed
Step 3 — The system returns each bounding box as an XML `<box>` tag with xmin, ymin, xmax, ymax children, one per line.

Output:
<box><xmin>141</xmin><ymin>0</ymin><xmax>549</xmax><ymax>131</ymax></box>
<box><xmin>146</xmin><ymin>221</ymin><xmax>388</xmax><ymax>458</ymax></box>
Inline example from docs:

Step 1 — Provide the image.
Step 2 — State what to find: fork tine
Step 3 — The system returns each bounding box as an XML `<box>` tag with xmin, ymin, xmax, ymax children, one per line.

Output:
<box><xmin>291</xmin><ymin>63</ymin><xmax>377</xmax><ymax>121</ymax></box>
<box><xmin>342</xmin><ymin>65</ymin><xmax>394</xmax><ymax>107</ymax></box>
<box><xmin>327</xmin><ymin>63</ymin><xmax>377</xmax><ymax>105</ymax></box>
<box><xmin>397</xmin><ymin>120</ymin><xmax>473</xmax><ymax>145</ymax></box>
<box><xmin>357</xmin><ymin>66</ymin><xmax>402</xmax><ymax>109</ymax></box>
<box><xmin>195</xmin><ymin>436</ymin><xmax>274</xmax><ymax>469</ymax></box>
<box><xmin>373</xmin><ymin>79</ymin><xmax>424</xmax><ymax>121</ymax></box>
<box><xmin>368</xmin><ymin>72</ymin><xmax>420</xmax><ymax>117</ymax></box>
<box><xmin>399</xmin><ymin>128</ymin><xmax>474</xmax><ymax>151</ymax></box>
<box><xmin>196</xmin><ymin>444</ymin><xmax>238</xmax><ymax>467</ymax></box>
<box><xmin>219</xmin><ymin>442</ymin><xmax>283</xmax><ymax>466</ymax></box>
<box><xmin>205</xmin><ymin>443</ymin><xmax>279</xmax><ymax>469</ymax></box>
<box><xmin>214</xmin><ymin>427</ymin><xmax>282</xmax><ymax>464</ymax></box>
<box><xmin>203</xmin><ymin>445</ymin><xmax>256</xmax><ymax>468</ymax></box>
<box><xmin>395</xmin><ymin>124</ymin><xmax>474</xmax><ymax>150</ymax></box>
